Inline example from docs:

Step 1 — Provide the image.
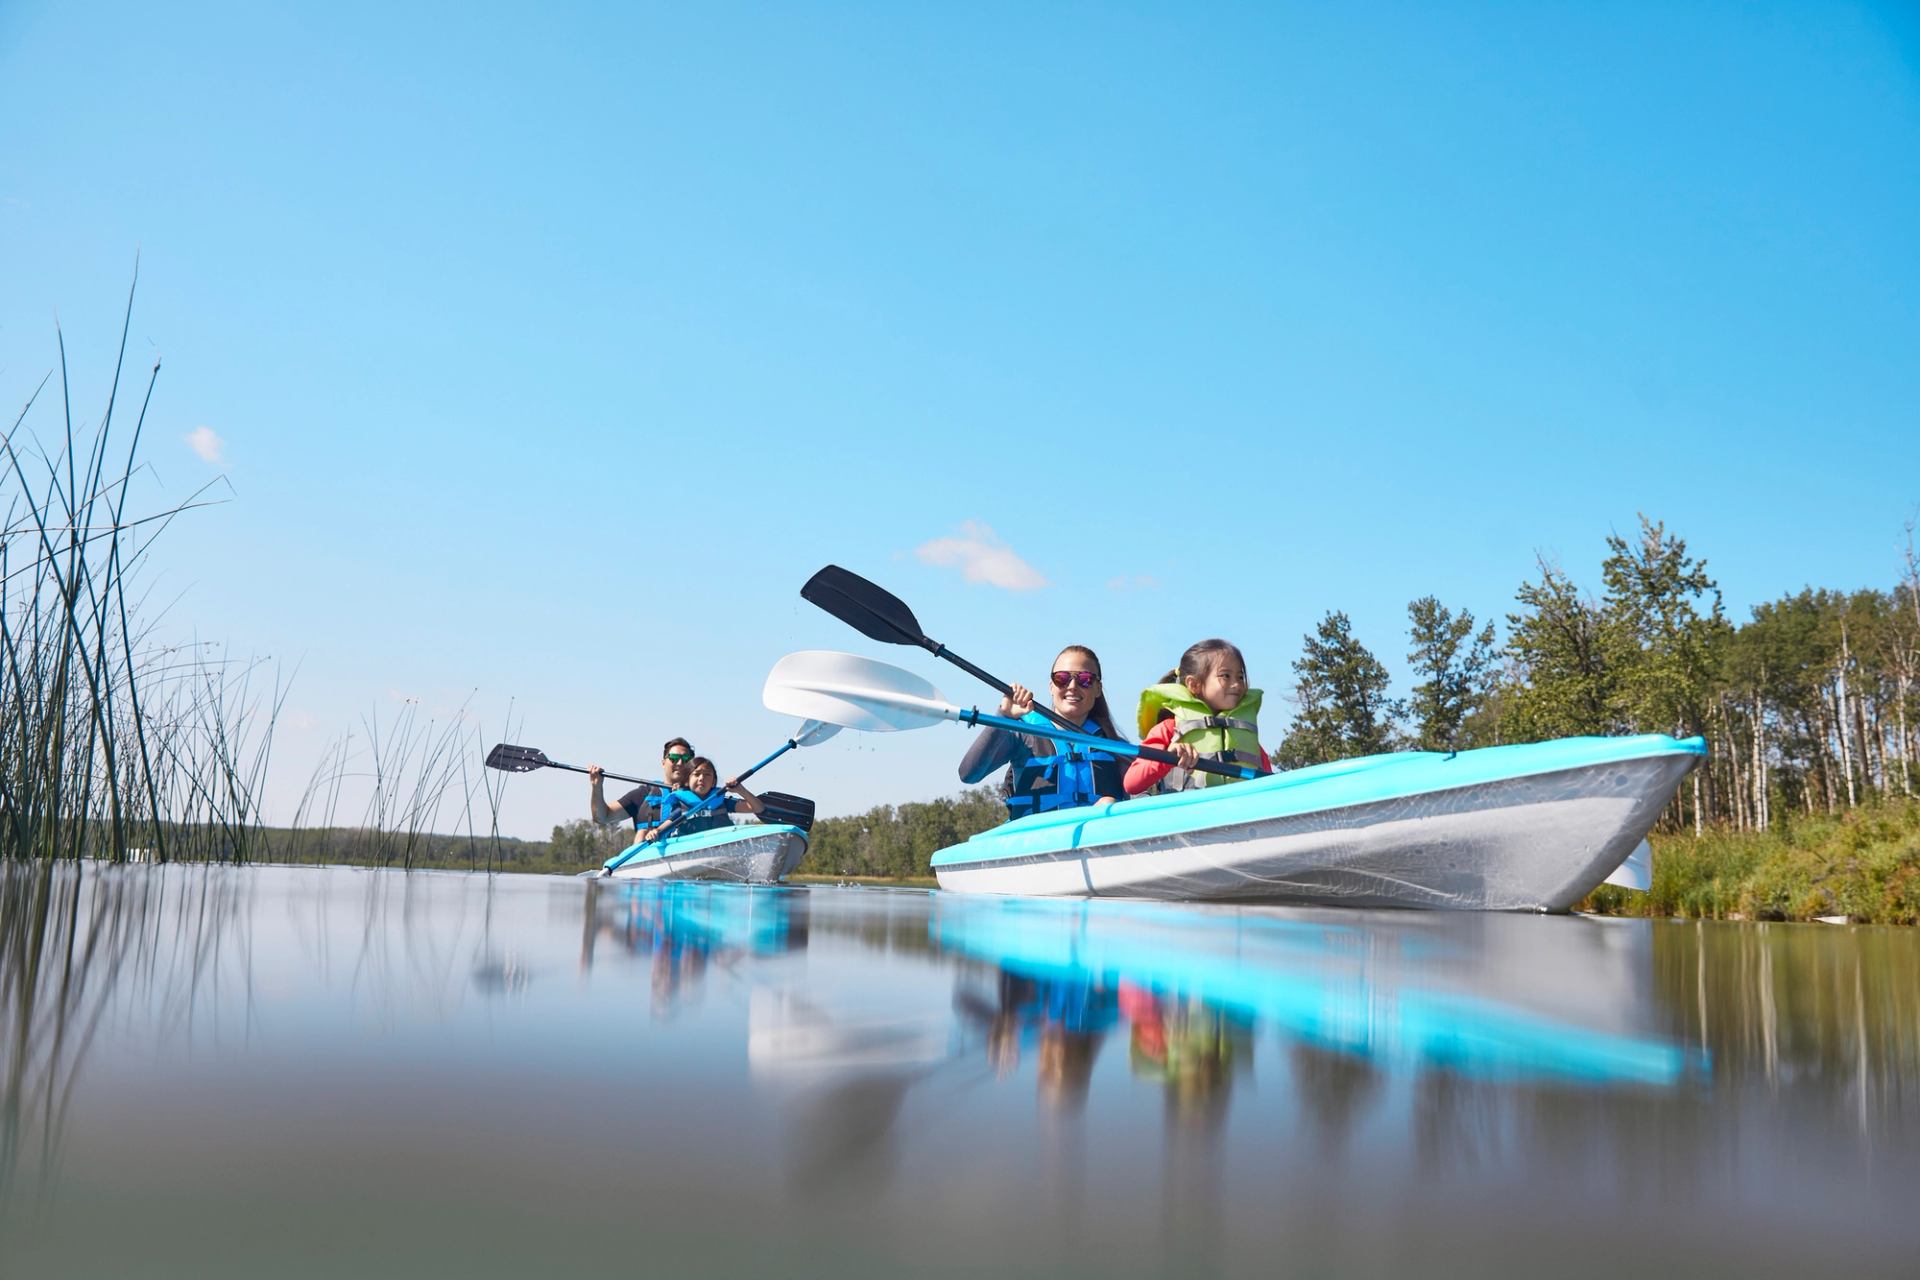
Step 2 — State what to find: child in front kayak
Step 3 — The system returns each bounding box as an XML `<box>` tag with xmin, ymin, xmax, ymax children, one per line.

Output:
<box><xmin>1124</xmin><ymin>638</ymin><xmax>1271</xmax><ymax>795</ymax></box>
<box><xmin>654</xmin><ymin>756</ymin><xmax>766</xmax><ymax>837</ymax></box>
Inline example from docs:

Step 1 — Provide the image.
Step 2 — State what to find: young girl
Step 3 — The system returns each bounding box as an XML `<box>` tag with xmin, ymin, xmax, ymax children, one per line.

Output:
<box><xmin>1124</xmin><ymin>638</ymin><xmax>1271</xmax><ymax>795</ymax></box>
<box><xmin>643</xmin><ymin>756</ymin><xmax>765</xmax><ymax>839</ymax></box>
<box><xmin>958</xmin><ymin>644</ymin><xmax>1129</xmax><ymax>819</ymax></box>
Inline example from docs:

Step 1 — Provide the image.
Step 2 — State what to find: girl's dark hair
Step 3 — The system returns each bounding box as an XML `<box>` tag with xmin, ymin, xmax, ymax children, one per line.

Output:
<box><xmin>1154</xmin><ymin>640</ymin><xmax>1248</xmax><ymax>720</ymax></box>
<box><xmin>688</xmin><ymin>756</ymin><xmax>715</xmax><ymax>775</ymax></box>
<box><xmin>1173</xmin><ymin>638</ymin><xmax>1246</xmax><ymax>685</ymax></box>
<box><xmin>1056</xmin><ymin>644</ymin><xmax>1127</xmax><ymax>743</ymax></box>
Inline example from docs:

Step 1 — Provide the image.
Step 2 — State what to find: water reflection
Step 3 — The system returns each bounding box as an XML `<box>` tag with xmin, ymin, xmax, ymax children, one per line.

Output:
<box><xmin>2</xmin><ymin>868</ymin><xmax>1917</xmax><ymax>1275</ymax></box>
<box><xmin>930</xmin><ymin>896</ymin><xmax>1699</xmax><ymax>1104</ymax></box>
<box><xmin>1</xmin><ymin>862</ymin><xmax>251</xmax><ymax>1206</ymax></box>
<box><xmin>580</xmin><ymin>880</ymin><xmax>809</xmax><ymax>1015</ymax></box>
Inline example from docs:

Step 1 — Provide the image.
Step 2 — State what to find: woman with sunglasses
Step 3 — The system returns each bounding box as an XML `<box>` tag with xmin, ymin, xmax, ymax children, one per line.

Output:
<box><xmin>958</xmin><ymin>645</ymin><xmax>1129</xmax><ymax>820</ymax></box>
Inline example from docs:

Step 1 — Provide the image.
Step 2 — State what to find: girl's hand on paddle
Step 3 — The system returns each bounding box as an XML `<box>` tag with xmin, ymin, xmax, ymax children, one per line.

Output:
<box><xmin>1172</xmin><ymin>743</ymin><xmax>1199</xmax><ymax>771</ymax></box>
<box><xmin>640</xmin><ymin>826</ymin><xmax>660</xmax><ymax>843</ymax></box>
<box><xmin>587</xmin><ymin>765</ymin><xmax>604</xmax><ymax>785</ymax></box>
<box><xmin>997</xmin><ymin>684</ymin><xmax>1034</xmax><ymax>719</ymax></box>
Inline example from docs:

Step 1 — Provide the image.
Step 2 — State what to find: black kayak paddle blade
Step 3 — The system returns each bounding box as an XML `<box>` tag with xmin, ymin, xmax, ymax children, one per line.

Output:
<box><xmin>485</xmin><ymin>743</ymin><xmax>550</xmax><ymax>773</ymax></box>
<box><xmin>801</xmin><ymin>565</ymin><xmax>926</xmax><ymax>647</ymax></box>
<box><xmin>758</xmin><ymin>790</ymin><xmax>817</xmax><ymax>832</ymax></box>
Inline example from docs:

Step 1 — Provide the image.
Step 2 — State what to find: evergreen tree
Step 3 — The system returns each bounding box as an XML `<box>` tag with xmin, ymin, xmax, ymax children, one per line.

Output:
<box><xmin>1278</xmin><ymin>611</ymin><xmax>1401</xmax><ymax>768</ymax></box>
<box><xmin>1598</xmin><ymin>515</ymin><xmax>1727</xmax><ymax>738</ymax></box>
<box><xmin>1405</xmin><ymin>596</ymin><xmax>1498</xmax><ymax>751</ymax></box>
<box><xmin>1504</xmin><ymin>558</ymin><xmax>1613</xmax><ymax>740</ymax></box>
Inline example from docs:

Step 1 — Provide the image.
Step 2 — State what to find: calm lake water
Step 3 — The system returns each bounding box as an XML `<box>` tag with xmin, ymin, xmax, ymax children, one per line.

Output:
<box><xmin>3</xmin><ymin>863</ymin><xmax>1916</xmax><ymax>1277</ymax></box>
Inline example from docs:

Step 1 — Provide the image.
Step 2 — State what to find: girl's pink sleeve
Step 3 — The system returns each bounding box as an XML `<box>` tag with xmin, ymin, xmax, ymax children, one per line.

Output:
<box><xmin>1123</xmin><ymin>720</ymin><xmax>1177</xmax><ymax>795</ymax></box>
<box><xmin>1260</xmin><ymin>746</ymin><xmax>1272</xmax><ymax>773</ymax></box>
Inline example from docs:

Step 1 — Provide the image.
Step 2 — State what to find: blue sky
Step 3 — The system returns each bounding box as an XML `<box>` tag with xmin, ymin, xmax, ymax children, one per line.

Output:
<box><xmin>3</xmin><ymin>2</ymin><xmax>1917</xmax><ymax>840</ymax></box>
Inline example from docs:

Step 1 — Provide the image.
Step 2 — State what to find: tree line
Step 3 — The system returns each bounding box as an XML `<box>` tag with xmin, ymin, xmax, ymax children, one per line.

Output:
<box><xmin>1278</xmin><ymin>515</ymin><xmax>1920</xmax><ymax>835</ymax></box>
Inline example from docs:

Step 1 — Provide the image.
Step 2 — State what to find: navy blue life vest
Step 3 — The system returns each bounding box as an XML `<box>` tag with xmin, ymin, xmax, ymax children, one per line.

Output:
<box><xmin>1005</xmin><ymin>713</ymin><xmax>1125</xmax><ymax>821</ymax></box>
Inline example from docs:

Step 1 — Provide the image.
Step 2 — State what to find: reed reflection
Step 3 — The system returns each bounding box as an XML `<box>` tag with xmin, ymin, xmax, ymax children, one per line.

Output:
<box><xmin>1</xmin><ymin>862</ymin><xmax>249</xmax><ymax>1208</ymax></box>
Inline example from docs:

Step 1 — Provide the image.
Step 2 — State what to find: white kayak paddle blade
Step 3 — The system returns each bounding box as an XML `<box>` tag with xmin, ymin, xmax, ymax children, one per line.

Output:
<box><xmin>763</xmin><ymin>650</ymin><xmax>959</xmax><ymax>734</ymax></box>
<box><xmin>793</xmin><ymin>719</ymin><xmax>842</xmax><ymax>748</ymax></box>
<box><xmin>1603</xmin><ymin>838</ymin><xmax>1653</xmax><ymax>892</ymax></box>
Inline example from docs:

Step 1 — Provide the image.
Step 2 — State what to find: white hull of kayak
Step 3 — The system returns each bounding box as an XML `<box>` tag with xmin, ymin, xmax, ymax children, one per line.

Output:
<box><xmin>932</xmin><ymin>753</ymin><xmax>1696</xmax><ymax>911</ymax></box>
<box><xmin>603</xmin><ymin>826</ymin><xmax>810</xmax><ymax>883</ymax></box>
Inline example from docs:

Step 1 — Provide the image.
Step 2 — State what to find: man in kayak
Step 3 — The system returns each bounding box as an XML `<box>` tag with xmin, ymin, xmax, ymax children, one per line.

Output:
<box><xmin>589</xmin><ymin>737</ymin><xmax>698</xmax><ymax>834</ymax></box>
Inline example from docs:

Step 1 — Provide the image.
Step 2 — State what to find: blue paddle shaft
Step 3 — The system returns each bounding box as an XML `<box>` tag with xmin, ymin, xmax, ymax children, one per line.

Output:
<box><xmin>959</xmin><ymin>709</ymin><xmax>1258</xmax><ymax>780</ymax></box>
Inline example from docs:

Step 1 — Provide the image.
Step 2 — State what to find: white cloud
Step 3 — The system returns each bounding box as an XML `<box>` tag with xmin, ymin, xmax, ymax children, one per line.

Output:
<box><xmin>186</xmin><ymin>425</ymin><xmax>225</xmax><ymax>464</ymax></box>
<box><xmin>914</xmin><ymin>521</ymin><xmax>1048</xmax><ymax>592</ymax></box>
<box><xmin>1106</xmin><ymin>574</ymin><xmax>1162</xmax><ymax>592</ymax></box>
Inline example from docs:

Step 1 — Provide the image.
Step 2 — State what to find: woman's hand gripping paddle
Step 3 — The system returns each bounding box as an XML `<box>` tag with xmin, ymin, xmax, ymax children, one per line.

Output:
<box><xmin>800</xmin><ymin>565</ymin><xmax>1088</xmax><ymax>737</ymax></box>
<box><xmin>600</xmin><ymin>720</ymin><xmax>839</xmax><ymax>875</ymax></box>
<box><xmin>761</xmin><ymin>651</ymin><xmax>1257</xmax><ymax>780</ymax></box>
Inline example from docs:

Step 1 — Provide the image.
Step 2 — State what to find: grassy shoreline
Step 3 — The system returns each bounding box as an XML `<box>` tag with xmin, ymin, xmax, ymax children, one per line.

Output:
<box><xmin>1578</xmin><ymin>797</ymin><xmax>1920</xmax><ymax>924</ymax></box>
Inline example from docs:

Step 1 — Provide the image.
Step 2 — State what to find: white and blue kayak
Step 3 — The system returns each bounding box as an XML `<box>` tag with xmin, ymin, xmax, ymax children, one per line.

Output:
<box><xmin>599</xmin><ymin>822</ymin><xmax>811</xmax><ymax>883</ymax></box>
<box><xmin>930</xmin><ymin>734</ymin><xmax>1705</xmax><ymax>911</ymax></box>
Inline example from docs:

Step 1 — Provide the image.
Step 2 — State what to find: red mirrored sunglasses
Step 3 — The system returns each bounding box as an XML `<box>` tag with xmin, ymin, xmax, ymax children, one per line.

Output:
<box><xmin>1050</xmin><ymin>670</ymin><xmax>1098</xmax><ymax>689</ymax></box>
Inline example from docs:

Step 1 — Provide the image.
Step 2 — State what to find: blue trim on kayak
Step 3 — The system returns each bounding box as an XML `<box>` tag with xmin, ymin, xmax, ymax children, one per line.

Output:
<box><xmin>931</xmin><ymin>734</ymin><xmax>1705</xmax><ymax>870</ymax></box>
<box><xmin>601</xmin><ymin>822</ymin><xmax>809</xmax><ymax>869</ymax></box>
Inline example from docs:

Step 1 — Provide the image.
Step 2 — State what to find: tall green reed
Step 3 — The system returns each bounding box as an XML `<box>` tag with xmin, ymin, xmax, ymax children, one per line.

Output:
<box><xmin>3</xmin><ymin>280</ymin><xmax>512</xmax><ymax>867</ymax></box>
<box><xmin>1</xmin><ymin>273</ymin><xmax>255</xmax><ymax>863</ymax></box>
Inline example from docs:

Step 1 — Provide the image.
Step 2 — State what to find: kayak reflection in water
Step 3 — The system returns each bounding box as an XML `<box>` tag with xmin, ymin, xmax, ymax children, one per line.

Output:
<box><xmin>957</xmin><ymin>644</ymin><xmax>1129</xmax><ymax>820</ymax></box>
<box><xmin>954</xmin><ymin>967</ymin><xmax>1120</xmax><ymax>1112</ymax></box>
<box><xmin>1118</xmin><ymin>982</ymin><xmax>1253</xmax><ymax>1132</ymax></box>
<box><xmin>579</xmin><ymin>882</ymin><xmax>809</xmax><ymax>1015</ymax></box>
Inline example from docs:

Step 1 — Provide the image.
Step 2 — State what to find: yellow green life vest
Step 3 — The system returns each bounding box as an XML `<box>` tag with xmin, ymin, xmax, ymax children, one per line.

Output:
<box><xmin>1135</xmin><ymin>683</ymin><xmax>1264</xmax><ymax>790</ymax></box>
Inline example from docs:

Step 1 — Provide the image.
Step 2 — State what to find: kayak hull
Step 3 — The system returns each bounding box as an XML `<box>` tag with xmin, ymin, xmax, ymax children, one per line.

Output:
<box><xmin>931</xmin><ymin>736</ymin><xmax>1703</xmax><ymax>911</ymax></box>
<box><xmin>600</xmin><ymin>823</ymin><xmax>810</xmax><ymax>883</ymax></box>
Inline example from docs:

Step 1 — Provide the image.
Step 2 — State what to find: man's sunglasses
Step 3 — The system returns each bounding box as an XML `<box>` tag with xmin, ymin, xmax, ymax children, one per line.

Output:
<box><xmin>664</xmin><ymin>751</ymin><xmax>694</xmax><ymax>764</ymax></box>
<box><xmin>1050</xmin><ymin>670</ymin><xmax>1098</xmax><ymax>690</ymax></box>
